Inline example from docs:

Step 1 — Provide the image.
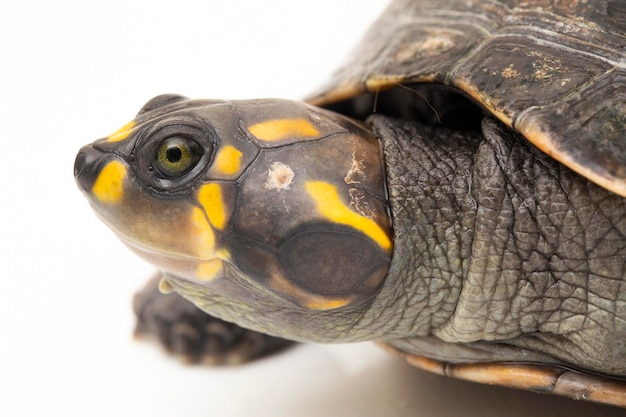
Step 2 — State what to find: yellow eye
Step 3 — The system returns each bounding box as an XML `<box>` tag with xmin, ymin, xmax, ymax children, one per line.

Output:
<box><xmin>154</xmin><ymin>136</ymin><xmax>202</xmax><ymax>178</ymax></box>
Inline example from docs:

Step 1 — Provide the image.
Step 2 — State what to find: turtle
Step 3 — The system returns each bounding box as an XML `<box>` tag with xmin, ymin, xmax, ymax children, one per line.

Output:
<box><xmin>74</xmin><ymin>0</ymin><xmax>626</xmax><ymax>407</ymax></box>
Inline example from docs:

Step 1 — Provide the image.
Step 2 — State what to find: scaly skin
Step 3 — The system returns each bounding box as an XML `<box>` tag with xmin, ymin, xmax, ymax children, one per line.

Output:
<box><xmin>376</xmin><ymin>116</ymin><xmax>626</xmax><ymax>376</ymax></box>
<box><xmin>168</xmin><ymin>114</ymin><xmax>626</xmax><ymax>378</ymax></box>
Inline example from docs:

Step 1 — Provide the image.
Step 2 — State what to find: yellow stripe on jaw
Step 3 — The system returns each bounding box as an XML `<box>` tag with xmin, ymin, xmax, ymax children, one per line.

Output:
<box><xmin>212</xmin><ymin>145</ymin><xmax>243</xmax><ymax>175</ymax></box>
<box><xmin>190</xmin><ymin>206</ymin><xmax>216</xmax><ymax>258</ymax></box>
<box><xmin>197</xmin><ymin>183</ymin><xmax>227</xmax><ymax>230</ymax></box>
<box><xmin>196</xmin><ymin>259</ymin><xmax>223</xmax><ymax>281</ymax></box>
<box><xmin>107</xmin><ymin>120</ymin><xmax>135</xmax><ymax>143</ymax></box>
<box><xmin>92</xmin><ymin>160</ymin><xmax>127</xmax><ymax>204</ymax></box>
<box><xmin>248</xmin><ymin>118</ymin><xmax>319</xmax><ymax>142</ymax></box>
<box><xmin>191</xmin><ymin>184</ymin><xmax>230</xmax><ymax>267</ymax></box>
<box><xmin>305</xmin><ymin>181</ymin><xmax>392</xmax><ymax>251</ymax></box>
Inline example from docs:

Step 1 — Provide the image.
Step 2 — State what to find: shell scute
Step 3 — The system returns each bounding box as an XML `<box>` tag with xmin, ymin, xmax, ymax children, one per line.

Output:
<box><xmin>309</xmin><ymin>0</ymin><xmax>626</xmax><ymax>195</ymax></box>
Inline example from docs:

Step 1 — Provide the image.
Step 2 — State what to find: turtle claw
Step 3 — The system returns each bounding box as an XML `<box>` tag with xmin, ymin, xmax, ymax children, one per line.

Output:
<box><xmin>133</xmin><ymin>275</ymin><xmax>294</xmax><ymax>365</ymax></box>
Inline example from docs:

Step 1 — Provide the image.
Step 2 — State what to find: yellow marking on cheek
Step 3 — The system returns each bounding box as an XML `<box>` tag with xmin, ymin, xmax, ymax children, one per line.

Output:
<box><xmin>107</xmin><ymin>120</ymin><xmax>135</xmax><ymax>143</ymax></box>
<box><xmin>213</xmin><ymin>145</ymin><xmax>243</xmax><ymax>175</ymax></box>
<box><xmin>196</xmin><ymin>259</ymin><xmax>223</xmax><ymax>280</ymax></box>
<box><xmin>92</xmin><ymin>160</ymin><xmax>127</xmax><ymax>204</ymax></box>
<box><xmin>305</xmin><ymin>181</ymin><xmax>392</xmax><ymax>251</ymax></box>
<box><xmin>197</xmin><ymin>183</ymin><xmax>227</xmax><ymax>230</ymax></box>
<box><xmin>248</xmin><ymin>118</ymin><xmax>319</xmax><ymax>142</ymax></box>
<box><xmin>190</xmin><ymin>206</ymin><xmax>216</xmax><ymax>257</ymax></box>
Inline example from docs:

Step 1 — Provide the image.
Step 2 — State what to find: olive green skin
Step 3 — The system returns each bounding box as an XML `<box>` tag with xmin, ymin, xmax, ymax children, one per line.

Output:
<box><xmin>75</xmin><ymin>0</ymin><xmax>626</xmax><ymax>407</ymax></box>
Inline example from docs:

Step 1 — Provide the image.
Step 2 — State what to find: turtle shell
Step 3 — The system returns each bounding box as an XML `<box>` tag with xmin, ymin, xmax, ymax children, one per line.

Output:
<box><xmin>309</xmin><ymin>0</ymin><xmax>626</xmax><ymax>197</ymax></box>
<box><xmin>309</xmin><ymin>0</ymin><xmax>626</xmax><ymax>406</ymax></box>
<box><xmin>380</xmin><ymin>343</ymin><xmax>626</xmax><ymax>407</ymax></box>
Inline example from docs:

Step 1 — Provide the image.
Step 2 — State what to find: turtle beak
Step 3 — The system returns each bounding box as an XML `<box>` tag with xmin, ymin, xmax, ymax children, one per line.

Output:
<box><xmin>74</xmin><ymin>144</ymin><xmax>105</xmax><ymax>194</ymax></box>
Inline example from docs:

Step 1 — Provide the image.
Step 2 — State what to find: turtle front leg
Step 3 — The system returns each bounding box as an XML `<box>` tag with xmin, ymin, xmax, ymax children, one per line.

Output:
<box><xmin>133</xmin><ymin>275</ymin><xmax>294</xmax><ymax>365</ymax></box>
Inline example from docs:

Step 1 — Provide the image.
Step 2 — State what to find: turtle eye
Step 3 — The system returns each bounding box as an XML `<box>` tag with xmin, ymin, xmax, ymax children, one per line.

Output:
<box><xmin>134</xmin><ymin>120</ymin><xmax>214</xmax><ymax>192</ymax></box>
<box><xmin>153</xmin><ymin>136</ymin><xmax>202</xmax><ymax>178</ymax></box>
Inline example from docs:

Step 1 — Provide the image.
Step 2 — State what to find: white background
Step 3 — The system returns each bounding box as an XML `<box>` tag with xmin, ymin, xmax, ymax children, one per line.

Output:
<box><xmin>1</xmin><ymin>1</ymin><xmax>625</xmax><ymax>416</ymax></box>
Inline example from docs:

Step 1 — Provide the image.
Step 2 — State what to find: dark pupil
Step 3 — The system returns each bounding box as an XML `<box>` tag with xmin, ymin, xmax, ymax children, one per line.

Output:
<box><xmin>166</xmin><ymin>146</ymin><xmax>183</xmax><ymax>162</ymax></box>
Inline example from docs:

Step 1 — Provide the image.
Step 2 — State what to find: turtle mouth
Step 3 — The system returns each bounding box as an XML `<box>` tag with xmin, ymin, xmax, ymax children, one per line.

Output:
<box><xmin>323</xmin><ymin>83</ymin><xmax>485</xmax><ymax>133</ymax></box>
<box><xmin>93</xmin><ymin>209</ymin><xmax>210</xmax><ymax>264</ymax></box>
<box><xmin>119</xmin><ymin>233</ymin><xmax>195</xmax><ymax>261</ymax></box>
<box><xmin>118</xmin><ymin>232</ymin><xmax>225</xmax><ymax>282</ymax></box>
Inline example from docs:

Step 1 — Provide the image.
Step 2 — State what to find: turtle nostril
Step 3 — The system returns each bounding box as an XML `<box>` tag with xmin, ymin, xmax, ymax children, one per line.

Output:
<box><xmin>74</xmin><ymin>152</ymin><xmax>86</xmax><ymax>178</ymax></box>
<box><xmin>74</xmin><ymin>144</ymin><xmax>105</xmax><ymax>193</ymax></box>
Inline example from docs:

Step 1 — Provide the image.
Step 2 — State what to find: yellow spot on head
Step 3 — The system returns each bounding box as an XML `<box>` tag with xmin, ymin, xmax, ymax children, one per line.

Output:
<box><xmin>197</xmin><ymin>183</ymin><xmax>227</xmax><ymax>230</ymax></box>
<box><xmin>248</xmin><ymin>118</ymin><xmax>319</xmax><ymax>142</ymax></box>
<box><xmin>107</xmin><ymin>120</ymin><xmax>135</xmax><ymax>143</ymax></box>
<box><xmin>305</xmin><ymin>181</ymin><xmax>392</xmax><ymax>251</ymax></box>
<box><xmin>191</xmin><ymin>206</ymin><xmax>216</xmax><ymax>257</ymax></box>
<box><xmin>92</xmin><ymin>160</ymin><xmax>127</xmax><ymax>204</ymax></box>
<box><xmin>196</xmin><ymin>259</ymin><xmax>223</xmax><ymax>281</ymax></box>
<box><xmin>213</xmin><ymin>145</ymin><xmax>243</xmax><ymax>175</ymax></box>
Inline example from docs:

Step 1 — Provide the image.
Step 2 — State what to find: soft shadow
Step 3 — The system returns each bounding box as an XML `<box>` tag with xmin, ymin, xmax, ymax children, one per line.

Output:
<box><xmin>282</xmin><ymin>356</ymin><xmax>626</xmax><ymax>417</ymax></box>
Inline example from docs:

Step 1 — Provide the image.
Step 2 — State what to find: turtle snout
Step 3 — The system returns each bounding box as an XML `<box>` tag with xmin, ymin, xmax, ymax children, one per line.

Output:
<box><xmin>74</xmin><ymin>144</ymin><xmax>104</xmax><ymax>193</ymax></box>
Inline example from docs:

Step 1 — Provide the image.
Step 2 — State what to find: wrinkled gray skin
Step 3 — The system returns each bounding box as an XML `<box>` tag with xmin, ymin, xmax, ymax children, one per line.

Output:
<box><xmin>377</xmin><ymin>116</ymin><xmax>626</xmax><ymax>377</ymax></box>
<box><xmin>170</xmin><ymin>115</ymin><xmax>626</xmax><ymax>378</ymax></box>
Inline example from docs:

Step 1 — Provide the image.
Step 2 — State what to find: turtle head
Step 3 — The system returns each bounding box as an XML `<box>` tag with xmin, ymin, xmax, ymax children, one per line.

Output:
<box><xmin>75</xmin><ymin>95</ymin><xmax>392</xmax><ymax>342</ymax></box>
